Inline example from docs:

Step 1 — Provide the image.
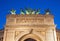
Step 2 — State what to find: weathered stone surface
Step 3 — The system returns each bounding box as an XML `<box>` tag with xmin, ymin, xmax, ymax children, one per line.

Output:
<box><xmin>1</xmin><ymin>14</ymin><xmax>58</xmax><ymax>41</ymax></box>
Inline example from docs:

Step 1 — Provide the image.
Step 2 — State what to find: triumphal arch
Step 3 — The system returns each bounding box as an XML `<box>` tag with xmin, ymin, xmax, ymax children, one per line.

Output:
<box><xmin>3</xmin><ymin>9</ymin><xmax>57</xmax><ymax>41</ymax></box>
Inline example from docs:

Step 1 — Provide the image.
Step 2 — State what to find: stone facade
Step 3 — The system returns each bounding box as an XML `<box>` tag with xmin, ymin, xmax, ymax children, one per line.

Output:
<box><xmin>56</xmin><ymin>29</ymin><xmax>60</xmax><ymax>41</ymax></box>
<box><xmin>0</xmin><ymin>30</ymin><xmax>4</xmax><ymax>41</ymax></box>
<box><xmin>0</xmin><ymin>14</ymin><xmax>60</xmax><ymax>41</ymax></box>
<box><xmin>0</xmin><ymin>29</ymin><xmax>60</xmax><ymax>41</ymax></box>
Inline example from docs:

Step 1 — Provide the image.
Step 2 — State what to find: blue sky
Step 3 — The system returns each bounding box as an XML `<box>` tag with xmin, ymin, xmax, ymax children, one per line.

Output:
<box><xmin>0</xmin><ymin>0</ymin><xmax>60</xmax><ymax>29</ymax></box>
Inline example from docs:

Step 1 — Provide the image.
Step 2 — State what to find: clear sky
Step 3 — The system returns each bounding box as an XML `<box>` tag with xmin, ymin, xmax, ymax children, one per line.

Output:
<box><xmin>0</xmin><ymin>0</ymin><xmax>60</xmax><ymax>29</ymax></box>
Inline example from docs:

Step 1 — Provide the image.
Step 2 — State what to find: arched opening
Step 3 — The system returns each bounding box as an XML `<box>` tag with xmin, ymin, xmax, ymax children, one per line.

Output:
<box><xmin>24</xmin><ymin>38</ymin><xmax>36</xmax><ymax>41</ymax></box>
<box><xmin>18</xmin><ymin>34</ymin><xmax>43</xmax><ymax>41</ymax></box>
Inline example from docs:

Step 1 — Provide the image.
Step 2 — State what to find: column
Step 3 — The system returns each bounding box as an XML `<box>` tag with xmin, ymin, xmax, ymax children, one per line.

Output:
<box><xmin>45</xmin><ymin>28</ymin><xmax>54</xmax><ymax>41</ymax></box>
<box><xmin>53</xmin><ymin>29</ymin><xmax>57</xmax><ymax>41</ymax></box>
<box><xmin>3</xmin><ymin>29</ymin><xmax>7</xmax><ymax>41</ymax></box>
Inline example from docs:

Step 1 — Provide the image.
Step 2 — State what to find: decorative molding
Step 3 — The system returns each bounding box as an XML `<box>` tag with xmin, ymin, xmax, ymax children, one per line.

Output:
<box><xmin>29</xmin><ymin>29</ymin><xmax>33</xmax><ymax>34</ymax></box>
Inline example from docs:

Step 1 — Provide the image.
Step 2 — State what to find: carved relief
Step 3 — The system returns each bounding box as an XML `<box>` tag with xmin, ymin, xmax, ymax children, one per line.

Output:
<box><xmin>16</xmin><ymin>17</ymin><xmax>44</xmax><ymax>24</ymax></box>
<box><xmin>15</xmin><ymin>31</ymin><xmax>23</xmax><ymax>38</ymax></box>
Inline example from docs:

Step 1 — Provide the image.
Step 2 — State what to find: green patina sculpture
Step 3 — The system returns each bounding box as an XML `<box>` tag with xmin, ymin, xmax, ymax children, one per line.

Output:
<box><xmin>35</xmin><ymin>9</ymin><xmax>40</xmax><ymax>14</ymax></box>
<box><xmin>10</xmin><ymin>9</ymin><xmax>16</xmax><ymax>14</ymax></box>
<box><xmin>31</xmin><ymin>10</ymin><xmax>35</xmax><ymax>14</ymax></box>
<box><xmin>25</xmin><ymin>8</ymin><xmax>30</xmax><ymax>14</ymax></box>
<box><xmin>25</xmin><ymin>8</ymin><xmax>33</xmax><ymax>14</ymax></box>
<box><xmin>10</xmin><ymin>8</ymin><xmax>51</xmax><ymax>15</ymax></box>
<box><xmin>45</xmin><ymin>9</ymin><xmax>50</xmax><ymax>15</ymax></box>
<box><xmin>20</xmin><ymin>8</ymin><xmax>40</xmax><ymax>15</ymax></box>
<box><xmin>10</xmin><ymin>8</ymin><xmax>41</xmax><ymax>15</ymax></box>
<box><xmin>20</xmin><ymin>9</ymin><xmax>25</xmax><ymax>15</ymax></box>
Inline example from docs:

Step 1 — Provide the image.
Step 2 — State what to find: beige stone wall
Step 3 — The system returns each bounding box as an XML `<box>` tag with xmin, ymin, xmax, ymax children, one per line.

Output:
<box><xmin>0</xmin><ymin>29</ymin><xmax>60</xmax><ymax>41</ymax></box>
<box><xmin>56</xmin><ymin>30</ymin><xmax>60</xmax><ymax>41</ymax></box>
<box><xmin>2</xmin><ymin>14</ymin><xmax>57</xmax><ymax>41</ymax></box>
<box><xmin>0</xmin><ymin>30</ymin><xmax>4</xmax><ymax>41</ymax></box>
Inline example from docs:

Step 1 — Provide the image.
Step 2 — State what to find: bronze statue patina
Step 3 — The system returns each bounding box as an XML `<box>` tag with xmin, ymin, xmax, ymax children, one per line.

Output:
<box><xmin>10</xmin><ymin>9</ymin><xmax>16</xmax><ymax>14</ymax></box>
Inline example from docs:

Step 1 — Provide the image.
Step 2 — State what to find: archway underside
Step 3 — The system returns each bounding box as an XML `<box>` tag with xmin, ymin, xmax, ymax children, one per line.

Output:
<box><xmin>24</xmin><ymin>38</ymin><xmax>36</xmax><ymax>41</ymax></box>
<box><xmin>18</xmin><ymin>34</ymin><xmax>42</xmax><ymax>41</ymax></box>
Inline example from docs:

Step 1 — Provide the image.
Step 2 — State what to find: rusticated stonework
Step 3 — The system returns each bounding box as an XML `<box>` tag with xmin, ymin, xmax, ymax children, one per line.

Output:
<box><xmin>2</xmin><ymin>14</ymin><xmax>58</xmax><ymax>41</ymax></box>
